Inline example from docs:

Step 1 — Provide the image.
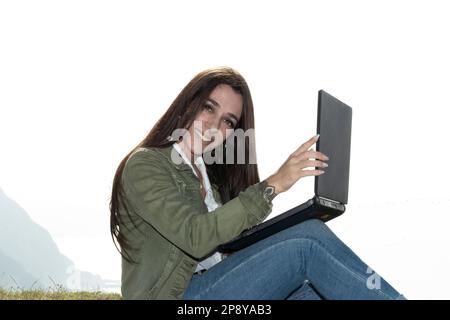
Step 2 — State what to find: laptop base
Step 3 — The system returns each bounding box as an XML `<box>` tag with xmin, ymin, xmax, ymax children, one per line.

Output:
<box><xmin>218</xmin><ymin>196</ymin><xmax>345</xmax><ymax>254</ymax></box>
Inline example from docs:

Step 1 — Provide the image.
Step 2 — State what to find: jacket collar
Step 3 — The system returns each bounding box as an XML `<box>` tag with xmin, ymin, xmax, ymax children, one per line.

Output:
<box><xmin>156</xmin><ymin>144</ymin><xmax>221</xmax><ymax>192</ymax></box>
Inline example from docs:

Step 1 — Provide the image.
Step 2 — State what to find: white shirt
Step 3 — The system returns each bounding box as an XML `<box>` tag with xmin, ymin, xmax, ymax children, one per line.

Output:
<box><xmin>172</xmin><ymin>143</ymin><xmax>224</xmax><ymax>272</ymax></box>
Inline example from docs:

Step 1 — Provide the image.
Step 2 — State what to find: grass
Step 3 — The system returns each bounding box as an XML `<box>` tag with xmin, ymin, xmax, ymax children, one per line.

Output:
<box><xmin>0</xmin><ymin>287</ymin><xmax>122</xmax><ymax>300</ymax></box>
<box><xmin>0</xmin><ymin>275</ymin><xmax>122</xmax><ymax>300</ymax></box>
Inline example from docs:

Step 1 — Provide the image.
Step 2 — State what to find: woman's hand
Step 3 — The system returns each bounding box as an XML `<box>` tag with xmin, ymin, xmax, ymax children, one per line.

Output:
<box><xmin>265</xmin><ymin>134</ymin><xmax>329</xmax><ymax>195</ymax></box>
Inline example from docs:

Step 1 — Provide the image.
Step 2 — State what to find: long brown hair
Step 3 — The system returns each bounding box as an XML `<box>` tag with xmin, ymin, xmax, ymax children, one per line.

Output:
<box><xmin>110</xmin><ymin>67</ymin><xmax>261</xmax><ymax>262</ymax></box>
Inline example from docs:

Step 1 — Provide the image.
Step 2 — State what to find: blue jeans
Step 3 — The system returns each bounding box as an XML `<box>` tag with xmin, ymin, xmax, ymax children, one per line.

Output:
<box><xmin>183</xmin><ymin>219</ymin><xmax>405</xmax><ymax>300</ymax></box>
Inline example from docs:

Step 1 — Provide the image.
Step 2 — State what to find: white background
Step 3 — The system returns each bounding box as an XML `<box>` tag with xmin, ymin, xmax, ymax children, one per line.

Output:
<box><xmin>1</xmin><ymin>0</ymin><xmax>449</xmax><ymax>299</ymax></box>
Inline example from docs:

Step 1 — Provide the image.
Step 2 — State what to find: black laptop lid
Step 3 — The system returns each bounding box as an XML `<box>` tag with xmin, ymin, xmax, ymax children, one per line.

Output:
<box><xmin>314</xmin><ymin>90</ymin><xmax>352</xmax><ymax>204</ymax></box>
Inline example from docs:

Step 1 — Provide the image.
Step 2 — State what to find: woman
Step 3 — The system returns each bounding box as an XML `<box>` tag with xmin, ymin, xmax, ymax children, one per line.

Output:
<box><xmin>110</xmin><ymin>67</ymin><xmax>406</xmax><ymax>300</ymax></box>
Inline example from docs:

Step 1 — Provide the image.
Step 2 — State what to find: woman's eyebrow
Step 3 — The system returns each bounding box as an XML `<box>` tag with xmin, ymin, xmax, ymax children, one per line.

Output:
<box><xmin>207</xmin><ymin>98</ymin><xmax>240</xmax><ymax>123</ymax></box>
<box><xmin>227</xmin><ymin>113</ymin><xmax>239</xmax><ymax>124</ymax></box>
<box><xmin>206</xmin><ymin>98</ymin><xmax>220</xmax><ymax>107</ymax></box>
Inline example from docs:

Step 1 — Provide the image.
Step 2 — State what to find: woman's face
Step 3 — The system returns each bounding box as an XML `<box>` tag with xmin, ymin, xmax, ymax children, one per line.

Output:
<box><xmin>184</xmin><ymin>84</ymin><xmax>243</xmax><ymax>156</ymax></box>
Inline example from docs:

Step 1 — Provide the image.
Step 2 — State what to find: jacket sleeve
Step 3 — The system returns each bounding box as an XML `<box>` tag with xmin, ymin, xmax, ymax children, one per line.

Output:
<box><xmin>121</xmin><ymin>149</ymin><xmax>273</xmax><ymax>259</ymax></box>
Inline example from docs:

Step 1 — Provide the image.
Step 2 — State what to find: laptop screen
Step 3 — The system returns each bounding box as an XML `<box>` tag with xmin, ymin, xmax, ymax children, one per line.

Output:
<box><xmin>314</xmin><ymin>90</ymin><xmax>352</xmax><ymax>204</ymax></box>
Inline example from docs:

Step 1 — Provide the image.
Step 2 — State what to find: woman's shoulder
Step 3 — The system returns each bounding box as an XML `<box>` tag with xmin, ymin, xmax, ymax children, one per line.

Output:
<box><xmin>121</xmin><ymin>146</ymin><xmax>177</xmax><ymax>200</ymax></box>
<box><xmin>124</xmin><ymin>145</ymin><xmax>173</xmax><ymax>175</ymax></box>
<box><xmin>129</xmin><ymin>145</ymin><xmax>172</xmax><ymax>161</ymax></box>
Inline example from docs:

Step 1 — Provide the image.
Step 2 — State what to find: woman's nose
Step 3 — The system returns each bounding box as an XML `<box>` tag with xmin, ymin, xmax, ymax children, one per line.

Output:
<box><xmin>204</xmin><ymin>117</ymin><xmax>220</xmax><ymax>132</ymax></box>
<box><xmin>204</xmin><ymin>125</ymin><xmax>221</xmax><ymax>141</ymax></box>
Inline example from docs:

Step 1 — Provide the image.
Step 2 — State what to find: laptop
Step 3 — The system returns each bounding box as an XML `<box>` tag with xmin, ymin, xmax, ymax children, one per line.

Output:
<box><xmin>218</xmin><ymin>90</ymin><xmax>352</xmax><ymax>253</ymax></box>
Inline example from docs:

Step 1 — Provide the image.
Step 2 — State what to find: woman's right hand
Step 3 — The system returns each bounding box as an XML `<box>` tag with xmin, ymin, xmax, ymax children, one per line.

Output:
<box><xmin>265</xmin><ymin>134</ymin><xmax>329</xmax><ymax>195</ymax></box>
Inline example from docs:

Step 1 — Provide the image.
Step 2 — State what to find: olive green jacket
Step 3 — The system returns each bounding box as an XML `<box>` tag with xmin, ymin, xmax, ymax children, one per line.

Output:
<box><xmin>119</xmin><ymin>145</ymin><xmax>273</xmax><ymax>299</ymax></box>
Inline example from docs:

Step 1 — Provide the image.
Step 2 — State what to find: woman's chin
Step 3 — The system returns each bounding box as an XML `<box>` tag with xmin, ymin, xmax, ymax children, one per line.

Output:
<box><xmin>203</xmin><ymin>140</ymin><xmax>221</xmax><ymax>154</ymax></box>
<box><xmin>191</xmin><ymin>144</ymin><xmax>208</xmax><ymax>156</ymax></box>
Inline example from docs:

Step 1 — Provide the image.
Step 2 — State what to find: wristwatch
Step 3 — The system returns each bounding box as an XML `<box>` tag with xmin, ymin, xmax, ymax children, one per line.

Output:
<box><xmin>260</xmin><ymin>180</ymin><xmax>277</xmax><ymax>202</ymax></box>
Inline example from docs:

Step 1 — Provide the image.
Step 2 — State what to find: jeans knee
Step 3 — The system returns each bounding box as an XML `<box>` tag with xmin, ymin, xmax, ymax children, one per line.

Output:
<box><xmin>287</xmin><ymin>218</ymin><xmax>330</xmax><ymax>241</ymax></box>
<box><xmin>303</xmin><ymin>218</ymin><xmax>326</xmax><ymax>228</ymax></box>
<box><xmin>298</xmin><ymin>218</ymin><xmax>327</xmax><ymax>233</ymax></box>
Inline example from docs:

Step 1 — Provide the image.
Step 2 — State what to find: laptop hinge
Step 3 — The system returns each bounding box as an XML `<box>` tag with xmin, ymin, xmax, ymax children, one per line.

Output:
<box><xmin>317</xmin><ymin>196</ymin><xmax>341</xmax><ymax>204</ymax></box>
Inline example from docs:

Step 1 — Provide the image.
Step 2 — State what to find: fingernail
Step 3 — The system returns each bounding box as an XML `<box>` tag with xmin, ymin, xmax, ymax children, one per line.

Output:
<box><xmin>324</xmin><ymin>155</ymin><xmax>329</xmax><ymax>160</ymax></box>
<box><xmin>315</xmin><ymin>134</ymin><xmax>320</xmax><ymax>139</ymax></box>
<box><xmin>319</xmin><ymin>170</ymin><xmax>325</xmax><ymax>174</ymax></box>
<box><xmin>323</xmin><ymin>163</ymin><xmax>328</xmax><ymax>167</ymax></box>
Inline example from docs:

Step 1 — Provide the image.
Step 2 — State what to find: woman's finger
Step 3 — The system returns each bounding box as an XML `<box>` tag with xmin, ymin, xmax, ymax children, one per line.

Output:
<box><xmin>292</xmin><ymin>134</ymin><xmax>320</xmax><ymax>157</ymax></box>
<box><xmin>296</xmin><ymin>150</ymin><xmax>329</xmax><ymax>161</ymax></box>
<box><xmin>298</xmin><ymin>169</ymin><xmax>325</xmax><ymax>178</ymax></box>
<box><xmin>297</xmin><ymin>159</ymin><xmax>328</xmax><ymax>170</ymax></box>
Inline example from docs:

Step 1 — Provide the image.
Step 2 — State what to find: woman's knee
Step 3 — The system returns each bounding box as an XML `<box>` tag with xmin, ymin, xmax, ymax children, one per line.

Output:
<box><xmin>284</xmin><ymin>218</ymin><xmax>333</xmax><ymax>242</ymax></box>
<box><xmin>301</xmin><ymin>218</ymin><xmax>326</xmax><ymax>229</ymax></box>
<box><xmin>292</xmin><ymin>218</ymin><xmax>326</xmax><ymax>233</ymax></box>
<box><xmin>250</xmin><ymin>219</ymin><xmax>332</xmax><ymax>254</ymax></box>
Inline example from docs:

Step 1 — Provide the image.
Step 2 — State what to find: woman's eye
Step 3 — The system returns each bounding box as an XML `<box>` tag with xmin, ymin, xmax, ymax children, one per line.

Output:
<box><xmin>224</xmin><ymin>119</ymin><xmax>235</xmax><ymax>128</ymax></box>
<box><xmin>204</xmin><ymin>104</ymin><xmax>214</xmax><ymax>113</ymax></box>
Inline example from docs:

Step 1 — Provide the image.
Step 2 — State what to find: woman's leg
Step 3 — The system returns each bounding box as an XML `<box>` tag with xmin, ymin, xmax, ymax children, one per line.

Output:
<box><xmin>183</xmin><ymin>219</ymin><xmax>405</xmax><ymax>300</ymax></box>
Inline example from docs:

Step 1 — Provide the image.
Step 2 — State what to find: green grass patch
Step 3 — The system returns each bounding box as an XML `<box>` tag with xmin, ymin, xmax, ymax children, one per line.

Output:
<box><xmin>0</xmin><ymin>287</ymin><xmax>122</xmax><ymax>300</ymax></box>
